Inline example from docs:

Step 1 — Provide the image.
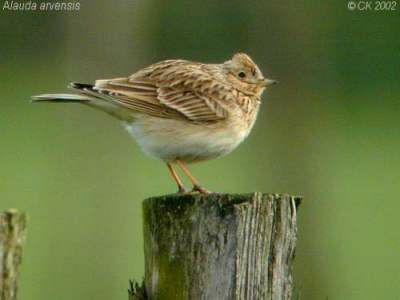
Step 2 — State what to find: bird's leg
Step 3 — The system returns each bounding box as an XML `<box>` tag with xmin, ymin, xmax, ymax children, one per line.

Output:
<box><xmin>176</xmin><ymin>159</ymin><xmax>211</xmax><ymax>194</ymax></box>
<box><xmin>167</xmin><ymin>162</ymin><xmax>187</xmax><ymax>194</ymax></box>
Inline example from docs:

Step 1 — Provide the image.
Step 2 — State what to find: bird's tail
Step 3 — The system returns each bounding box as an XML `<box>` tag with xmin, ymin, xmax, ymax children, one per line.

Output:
<box><xmin>31</xmin><ymin>83</ymin><xmax>93</xmax><ymax>103</ymax></box>
<box><xmin>31</xmin><ymin>93</ymin><xmax>92</xmax><ymax>103</ymax></box>
<box><xmin>31</xmin><ymin>82</ymin><xmax>135</xmax><ymax>121</ymax></box>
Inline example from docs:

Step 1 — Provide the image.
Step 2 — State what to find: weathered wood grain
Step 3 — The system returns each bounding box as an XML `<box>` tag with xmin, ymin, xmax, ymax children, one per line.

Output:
<box><xmin>132</xmin><ymin>193</ymin><xmax>300</xmax><ymax>300</ymax></box>
<box><xmin>0</xmin><ymin>210</ymin><xmax>26</xmax><ymax>300</ymax></box>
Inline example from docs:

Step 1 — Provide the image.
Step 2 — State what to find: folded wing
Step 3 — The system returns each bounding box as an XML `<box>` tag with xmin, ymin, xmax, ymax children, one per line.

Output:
<box><xmin>85</xmin><ymin>60</ymin><xmax>233</xmax><ymax>123</ymax></box>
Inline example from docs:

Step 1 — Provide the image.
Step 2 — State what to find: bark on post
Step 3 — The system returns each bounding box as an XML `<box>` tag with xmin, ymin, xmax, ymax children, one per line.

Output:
<box><xmin>132</xmin><ymin>192</ymin><xmax>301</xmax><ymax>300</ymax></box>
<box><xmin>0</xmin><ymin>210</ymin><xmax>27</xmax><ymax>300</ymax></box>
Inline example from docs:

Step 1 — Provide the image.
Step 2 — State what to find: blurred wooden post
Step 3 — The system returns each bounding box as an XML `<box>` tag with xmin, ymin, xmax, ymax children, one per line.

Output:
<box><xmin>130</xmin><ymin>193</ymin><xmax>301</xmax><ymax>300</ymax></box>
<box><xmin>0</xmin><ymin>210</ymin><xmax>26</xmax><ymax>300</ymax></box>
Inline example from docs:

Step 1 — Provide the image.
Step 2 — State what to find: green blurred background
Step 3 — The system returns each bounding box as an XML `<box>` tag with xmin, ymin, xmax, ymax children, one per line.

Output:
<box><xmin>1</xmin><ymin>1</ymin><xmax>399</xmax><ymax>299</ymax></box>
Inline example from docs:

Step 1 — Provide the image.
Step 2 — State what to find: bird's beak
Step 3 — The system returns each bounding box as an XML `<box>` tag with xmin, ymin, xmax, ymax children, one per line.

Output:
<box><xmin>259</xmin><ymin>78</ymin><xmax>278</xmax><ymax>87</ymax></box>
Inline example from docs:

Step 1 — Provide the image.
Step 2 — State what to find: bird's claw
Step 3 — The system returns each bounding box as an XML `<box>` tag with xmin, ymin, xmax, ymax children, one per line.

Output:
<box><xmin>192</xmin><ymin>185</ymin><xmax>211</xmax><ymax>194</ymax></box>
<box><xmin>176</xmin><ymin>186</ymin><xmax>189</xmax><ymax>194</ymax></box>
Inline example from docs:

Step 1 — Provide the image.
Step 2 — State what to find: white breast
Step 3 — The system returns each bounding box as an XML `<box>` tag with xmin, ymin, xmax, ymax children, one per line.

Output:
<box><xmin>124</xmin><ymin>114</ymin><xmax>256</xmax><ymax>163</ymax></box>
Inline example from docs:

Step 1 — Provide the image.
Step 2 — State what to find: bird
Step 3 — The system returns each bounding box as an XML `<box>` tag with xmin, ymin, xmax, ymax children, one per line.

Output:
<box><xmin>32</xmin><ymin>53</ymin><xmax>277</xmax><ymax>194</ymax></box>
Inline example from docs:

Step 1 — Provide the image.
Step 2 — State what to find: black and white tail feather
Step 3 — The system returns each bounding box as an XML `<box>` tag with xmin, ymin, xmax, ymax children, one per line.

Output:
<box><xmin>31</xmin><ymin>83</ymin><xmax>94</xmax><ymax>102</ymax></box>
<box><xmin>31</xmin><ymin>82</ymin><xmax>135</xmax><ymax>121</ymax></box>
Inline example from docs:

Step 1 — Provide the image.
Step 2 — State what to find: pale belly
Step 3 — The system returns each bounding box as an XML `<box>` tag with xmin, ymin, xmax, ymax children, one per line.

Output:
<box><xmin>124</xmin><ymin>115</ymin><xmax>254</xmax><ymax>163</ymax></box>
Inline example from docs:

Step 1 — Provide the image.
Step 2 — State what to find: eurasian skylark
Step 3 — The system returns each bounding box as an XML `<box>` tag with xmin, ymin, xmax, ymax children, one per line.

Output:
<box><xmin>32</xmin><ymin>53</ymin><xmax>277</xmax><ymax>193</ymax></box>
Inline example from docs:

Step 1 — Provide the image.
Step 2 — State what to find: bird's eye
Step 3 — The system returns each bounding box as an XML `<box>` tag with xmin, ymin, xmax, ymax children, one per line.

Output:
<box><xmin>238</xmin><ymin>72</ymin><xmax>246</xmax><ymax>78</ymax></box>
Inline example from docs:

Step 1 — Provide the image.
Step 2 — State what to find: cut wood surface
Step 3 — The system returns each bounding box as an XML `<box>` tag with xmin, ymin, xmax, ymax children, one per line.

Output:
<box><xmin>0</xmin><ymin>210</ymin><xmax>26</xmax><ymax>300</ymax></box>
<box><xmin>130</xmin><ymin>192</ymin><xmax>301</xmax><ymax>300</ymax></box>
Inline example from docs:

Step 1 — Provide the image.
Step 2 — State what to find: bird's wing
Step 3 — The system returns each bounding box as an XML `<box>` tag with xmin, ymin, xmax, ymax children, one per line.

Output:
<box><xmin>89</xmin><ymin>60</ymin><xmax>233</xmax><ymax>123</ymax></box>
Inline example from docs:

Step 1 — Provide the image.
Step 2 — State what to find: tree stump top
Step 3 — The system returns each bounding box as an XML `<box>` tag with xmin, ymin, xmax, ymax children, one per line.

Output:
<box><xmin>138</xmin><ymin>192</ymin><xmax>301</xmax><ymax>300</ymax></box>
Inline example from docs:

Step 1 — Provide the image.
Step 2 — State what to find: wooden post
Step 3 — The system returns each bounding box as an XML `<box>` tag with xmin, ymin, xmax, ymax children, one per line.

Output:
<box><xmin>130</xmin><ymin>192</ymin><xmax>301</xmax><ymax>300</ymax></box>
<box><xmin>0</xmin><ymin>210</ymin><xmax>27</xmax><ymax>300</ymax></box>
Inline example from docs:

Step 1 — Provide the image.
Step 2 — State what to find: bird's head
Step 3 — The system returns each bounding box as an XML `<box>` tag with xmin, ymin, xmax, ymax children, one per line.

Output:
<box><xmin>223</xmin><ymin>53</ymin><xmax>277</xmax><ymax>95</ymax></box>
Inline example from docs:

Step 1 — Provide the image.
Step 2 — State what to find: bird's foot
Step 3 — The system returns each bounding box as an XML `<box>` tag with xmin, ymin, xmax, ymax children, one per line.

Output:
<box><xmin>176</xmin><ymin>186</ymin><xmax>189</xmax><ymax>194</ymax></box>
<box><xmin>192</xmin><ymin>185</ymin><xmax>211</xmax><ymax>194</ymax></box>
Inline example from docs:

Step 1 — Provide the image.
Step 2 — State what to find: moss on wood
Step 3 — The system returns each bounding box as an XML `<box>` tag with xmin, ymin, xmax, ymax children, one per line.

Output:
<box><xmin>141</xmin><ymin>193</ymin><xmax>301</xmax><ymax>300</ymax></box>
<box><xmin>0</xmin><ymin>210</ymin><xmax>27</xmax><ymax>300</ymax></box>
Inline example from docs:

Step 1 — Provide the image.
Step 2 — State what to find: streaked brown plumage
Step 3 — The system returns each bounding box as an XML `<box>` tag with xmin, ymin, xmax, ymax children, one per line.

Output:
<box><xmin>32</xmin><ymin>53</ymin><xmax>277</xmax><ymax>193</ymax></box>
